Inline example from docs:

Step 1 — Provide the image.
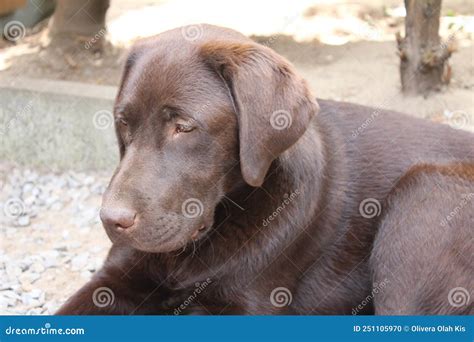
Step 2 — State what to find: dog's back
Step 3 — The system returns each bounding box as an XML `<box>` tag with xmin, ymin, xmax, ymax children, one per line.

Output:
<box><xmin>297</xmin><ymin>101</ymin><xmax>474</xmax><ymax>314</ymax></box>
<box><xmin>316</xmin><ymin>99</ymin><xmax>474</xmax><ymax>232</ymax></box>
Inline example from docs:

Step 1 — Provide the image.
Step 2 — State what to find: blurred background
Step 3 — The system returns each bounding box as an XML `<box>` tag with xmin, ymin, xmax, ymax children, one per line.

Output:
<box><xmin>0</xmin><ymin>0</ymin><xmax>473</xmax><ymax>314</ymax></box>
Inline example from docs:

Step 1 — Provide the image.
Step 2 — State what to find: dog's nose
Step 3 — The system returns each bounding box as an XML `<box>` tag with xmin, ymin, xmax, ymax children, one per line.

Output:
<box><xmin>100</xmin><ymin>207</ymin><xmax>136</xmax><ymax>229</ymax></box>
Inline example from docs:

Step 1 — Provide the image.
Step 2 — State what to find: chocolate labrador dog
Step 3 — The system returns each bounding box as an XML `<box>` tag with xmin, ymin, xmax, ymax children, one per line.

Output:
<box><xmin>57</xmin><ymin>25</ymin><xmax>474</xmax><ymax>315</ymax></box>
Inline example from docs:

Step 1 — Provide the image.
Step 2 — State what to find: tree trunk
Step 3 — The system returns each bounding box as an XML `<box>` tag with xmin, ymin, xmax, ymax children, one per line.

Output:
<box><xmin>48</xmin><ymin>0</ymin><xmax>109</xmax><ymax>50</ymax></box>
<box><xmin>397</xmin><ymin>0</ymin><xmax>453</xmax><ymax>95</ymax></box>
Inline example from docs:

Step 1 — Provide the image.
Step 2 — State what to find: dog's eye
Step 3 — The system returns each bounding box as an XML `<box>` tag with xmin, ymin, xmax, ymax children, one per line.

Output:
<box><xmin>119</xmin><ymin>118</ymin><xmax>128</xmax><ymax>126</ymax></box>
<box><xmin>175</xmin><ymin>124</ymin><xmax>194</xmax><ymax>134</ymax></box>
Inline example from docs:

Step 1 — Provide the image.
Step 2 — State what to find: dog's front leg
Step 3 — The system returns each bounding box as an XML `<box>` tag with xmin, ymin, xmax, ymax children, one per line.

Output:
<box><xmin>56</xmin><ymin>246</ymin><xmax>165</xmax><ymax>315</ymax></box>
<box><xmin>55</xmin><ymin>271</ymin><xmax>161</xmax><ymax>315</ymax></box>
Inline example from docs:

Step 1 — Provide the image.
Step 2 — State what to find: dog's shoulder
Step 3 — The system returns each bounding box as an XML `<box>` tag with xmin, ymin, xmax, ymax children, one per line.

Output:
<box><xmin>380</xmin><ymin>163</ymin><xmax>474</xmax><ymax>228</ymax></box>
<box><xmin>390</xmin><ymin>163</ymin><xmax>474</xmax><ymax>196</ymax></box>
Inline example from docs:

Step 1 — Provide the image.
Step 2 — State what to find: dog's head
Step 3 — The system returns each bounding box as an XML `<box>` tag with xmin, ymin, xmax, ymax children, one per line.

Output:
<box><xmin>100</xmin><ymin>24</ymin><xmax>318</xmax><ymax>253</ymax></box>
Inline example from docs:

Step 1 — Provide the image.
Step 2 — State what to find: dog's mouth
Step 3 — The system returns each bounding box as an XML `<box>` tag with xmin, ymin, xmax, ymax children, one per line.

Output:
<box><xmin>190</xmin><ymin>224</ymin><xmax>208</xmax><ymax>240</ymax></box>
<box><xmin>104</xmin><ymin>216</ymin><xmax>213</xmax><ymax>253</ymax></box>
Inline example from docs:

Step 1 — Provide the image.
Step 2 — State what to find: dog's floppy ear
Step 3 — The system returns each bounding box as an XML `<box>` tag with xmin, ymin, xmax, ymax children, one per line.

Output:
<box><xmin>200</xmin><ymin>42</ymin><xmax>319</xmax><ymax>187</ymax></box>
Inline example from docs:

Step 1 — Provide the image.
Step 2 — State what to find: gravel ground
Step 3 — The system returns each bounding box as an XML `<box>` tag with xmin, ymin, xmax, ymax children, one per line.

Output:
<box><xmin>0</xmin><ymin>166</ymin><xmax>111</xmax><ymax>314</ymax></box>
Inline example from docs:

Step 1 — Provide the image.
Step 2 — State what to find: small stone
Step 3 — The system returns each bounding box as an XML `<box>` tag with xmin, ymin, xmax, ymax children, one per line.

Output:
<box><xmin>80</xmin><ymin>270</ymin><xmax>93</xmax><ymax>279</ymax></box>
<box><xmin>1</xmin><ymin>290</ymin><xmax>21</xmax><ymax>307</ymax></box>
<box><xmin>42</xmin><ymin>251</ymin><xmax>59</xmax><ymax>268</ymax></box>
<box><xmin>5</xmin><ymin>265</ymin><xmax>22</xmax><ymax>279</ymax></box>
<box><xmin>86</xmin><ymin>260</ymin><xmax>97</xmax><ymax>272</ymax></box>
<box><xmin>31</xmin><ymin>187</ymin><xmax>41</xmax><ymax>196</ymax></box>
<box><xmin>30</xmin><ymin>262</ymin><xmax>45</xmax><ymax>274</ymax></box>
<box><xmin>29</xmin><ymin>289</ymin><xmax>43</xmax><ymax>299</ymax></box>
<box><xmin>26</xmin><ymin>307</ymin><xmax>43</xmax><ymax>315</ymax></box>
<box><xmin>1</xmin><ymin>290</ymin><xmax>21</xmax><ymax>300</ymax></box>
<box><xmin>43</xmin><ymin>300</ymin><xmax>61</xmax><ymax>314</ymax></box>
<box><xmin>21</xmin><ymin>282</ymin><xmax>33</xmax><ymax>292</ymax></box>
<box><xmin>0</xmin><ymin>261</ymin><xmax>6</xmax><ymax>271</ymax></box>
<box><xmin>18</xmin><ymin>271</ymin><xmax>40</xmax><ymax>285</ymax></box>
<box><xmin>0</xmin><ymin>283</ymin><xmax>11</xmax><ymax>291</ymax></box>
<box><xmin>22</xmin><ymin>182</ymin><xmax>34</xmax><ymax>194</ymax></box>
<box><xmin>23</xmin><ymin>195</ymin><xmax>36</xmax><ymax>206</ymax></box>
<box><xmin>71</xmin><ymin>253</ymin><xmax>89</xmax><ymax>270</ymax></box>
<box><xmin>21</xmin><ymin>294</ymin><xmax>40</xmax><ymax>307</ymax></box>
<box><xmin>0</xmin><ymin>296</ymin><xmax>9</xmax><ymax>308</ymax></box>
<box><xmin>54</xmin><ymin>245</ymin><xmax>68</xmax><ymax>252</ymax></box>
<box><xmin>17</xmin><ymin>215</ymin><xmax>30</xmax><ymax>227</ymax></box>
<box><xmin>83</xmin><ymin>176</ymin><xmax>94</xmax><ymax>185</ymax></box>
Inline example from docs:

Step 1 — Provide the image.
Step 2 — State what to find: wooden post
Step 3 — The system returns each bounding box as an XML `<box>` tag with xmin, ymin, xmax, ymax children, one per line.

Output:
<box><xmin>397</xmin><ymin>0</ymin><xmax>453</xmax><ymax>95</ymax></box>
<box><xmin>48</xmin><ymin>0</ymin><xmax>109</xmax><ymax>50</ymax></box>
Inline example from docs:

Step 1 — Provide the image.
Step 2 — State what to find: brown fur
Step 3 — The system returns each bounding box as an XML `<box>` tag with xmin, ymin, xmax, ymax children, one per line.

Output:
<box><xmin>371</xmin><ymin>163</ymin><xmax>473</xmax><ymax>314</ymax></box>
<box><xmin>57</xmin><ymin>25</ymin><xmax>474</xmax><ymax>315</ymax></box>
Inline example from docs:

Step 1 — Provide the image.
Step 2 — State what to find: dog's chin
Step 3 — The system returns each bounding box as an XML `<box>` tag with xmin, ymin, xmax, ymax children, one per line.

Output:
<box><xmin>130</xmin><ymin>238</ymin><xmax>188</xmax><ymax>254</ymax></box>
<box><xmin>106</xmin><ymin>230</ymin><xmax>188</xmax><ymax>254</ymax></box>
<box><xmin>129</xmin><ymin>230</ymin><xmax>212</xmax><ymax>254</ymax></box>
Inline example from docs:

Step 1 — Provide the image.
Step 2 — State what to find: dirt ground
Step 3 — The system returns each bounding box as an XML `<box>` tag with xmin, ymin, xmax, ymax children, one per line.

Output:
<box><xmin>1</xmin><ymin>0</ymin><xmax>473</xmax><ymax>128</ymax></box>
<box><xmin>0</xmin><ymin>0</ymin><xmax>473</xmax><ymax>314</ymax></box>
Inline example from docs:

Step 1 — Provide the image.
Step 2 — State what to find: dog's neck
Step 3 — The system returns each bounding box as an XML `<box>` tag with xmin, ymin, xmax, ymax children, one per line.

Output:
<box><xmin>260</xmin><ymin>123</ymin><xmax>326</xmax><ymax>228</ymax></box>
<box><xmin>164</xmin><ymin>120</ymin><xmax>341</xmax><ymax>288</ymax></box>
